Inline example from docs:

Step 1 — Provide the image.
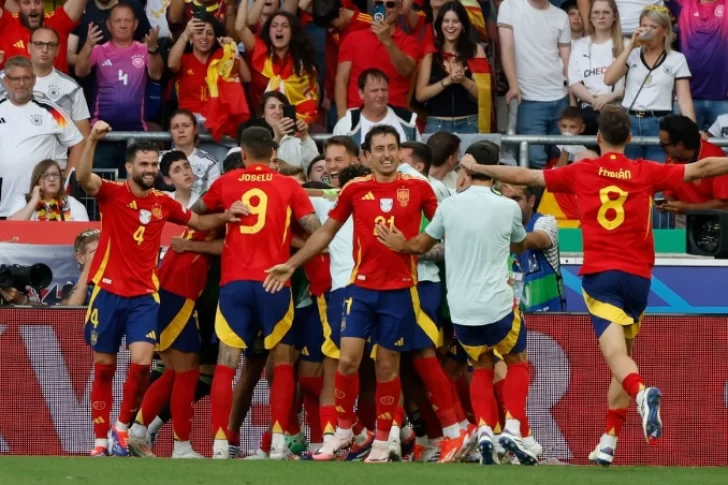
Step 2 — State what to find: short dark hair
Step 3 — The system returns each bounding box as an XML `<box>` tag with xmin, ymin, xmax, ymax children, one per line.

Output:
<box><xmin>324</xmin><ymin>136</ymin><xmax>359</xmax><ymax>158</ymax></box>
<box><xmin>559</xmin><ymin>106</ymin><xmax>584</xmax><ymax>124</ymax></box>
<box><xmin>240</xmin><ymin>126</ymin><xmax>276</xmax><ymax>162</ymax></box>
<box><xmin>400</xmin><ymin>141</ymin><xmax>433</xmax><ymax>174</ymax></box>
<box><xmin>258</xmin><ymin>91</ymin><xmax>290</xmax><ymax>117</ymax></box>
<box><xmin>312</xmin><ymin>0</ymin><xmax>342</xmax><ymax>27</ymax></box>
<box><xmin>307</xmin><ymin>155</ymin><xmax>325</xmax><ymax>178</ymax></box>
<box><xmin>30</xmin><ymin>26</ymin><xmax>60</xmax><ymax>43</ymax></box>
<box><xmin>427</xmin><ymin>132</ymin><xmax>460</xmax><ymax>167</ymax></box>
<box><xmin>339</xmin><ymin>164</ymin><xmax>372</xmax><ymax>187</ymax></box>
<box><xmin>222</xmin><ymin>151</ymin><xmax>243</xmax><ymax>173</ymax></box>
<box><xmin>126</xmin><ymin>141</ymin><xmax>159</xmax><ymax>164</ymax></box>
<box><xmin>597</xmin><ymin>106</ymin><xmax>631</xmax><ymax>146</ymax></box>
<box><xmin>358</xmin><ymin>68</ymin><xmax>390</xmax><ymax>91</ymax></box>
<box><xmin>160</xmin><ymin>150</ymin><xmax>188</xmax><ymax>177</ymax></box>
<box><xmin>363</xmin><ymin>125</ymin><xmax>401</xmax><ymax>152</ymax></box>
<box><xmin>464</xmin><ymin>140</ymin><xmax>500</xmax><ymax>181</ymax></box>
<box><xmin>659</xmin><ymin>115</ymin><xmax>700</xmax><ymax>151</ymax></box>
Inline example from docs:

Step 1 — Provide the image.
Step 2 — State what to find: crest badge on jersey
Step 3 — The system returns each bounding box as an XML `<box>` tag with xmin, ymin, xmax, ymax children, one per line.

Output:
<box><xmin>30</xmin><ymin>114</ymin><xmax>43</xmax><ymax>126</ymax></box>
<box><xmin>380</xmin><ymin>198</ymin><xmax>394</xmax><ymax>213</ymax></box>
<box><xmin>397</xmin><ymin>189</ymin><xmax>410</xmax><ymax>207</ymax></box>
<box><xmin>139</xmin><ymin>209</ymin><xmax>152</xmax><ymax>225</ymax></box>
<box><xmin>151</xmin><ymin>204</ymin><xmax>163</xmax><ymax>220</ymax></box>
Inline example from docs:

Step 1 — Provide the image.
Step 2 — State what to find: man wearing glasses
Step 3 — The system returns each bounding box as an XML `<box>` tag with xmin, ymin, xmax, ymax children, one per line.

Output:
<box><xmin>0</xmin><ymin>56</ymin><xmax>84</xmax><ymax>219</ymax></box>
<box><xmin>0</xmin><ymin>27</ymin><xmax>91</xmax><ymax>153</ymax></box>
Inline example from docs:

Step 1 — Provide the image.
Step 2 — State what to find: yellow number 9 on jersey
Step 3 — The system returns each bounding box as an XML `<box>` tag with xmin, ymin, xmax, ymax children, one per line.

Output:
<box><xmin>239</xmin><ymin>188</ymin><xmax>269</xmax><ymax>234</ymax></box>
<box><xmin>597</xmin><ymin>185</ymin><xmax>628</xmax><ymax>230</ymax></box>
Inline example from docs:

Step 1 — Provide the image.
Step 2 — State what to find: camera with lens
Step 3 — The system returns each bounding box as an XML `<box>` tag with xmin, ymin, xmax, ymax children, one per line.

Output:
<box><xmin>0</xmin><ymin>264</ymin><xmax>53</xmax><ymax>293</ymax></box>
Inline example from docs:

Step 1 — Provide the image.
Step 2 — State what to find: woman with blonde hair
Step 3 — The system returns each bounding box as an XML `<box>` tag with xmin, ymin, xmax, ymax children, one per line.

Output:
<box><xmin>568</xmin><ymin>0</ymin><xmax>627</xmax><ymax>135</ymax></box>
<box><xmin>8</xmin><ymin>159</ymin><xmax>89</xmax><ymax>221</ymax></box>
<box><xmin>604</xmin><ymin>5</ymin><xmax>695</xmax><ymax>162</ymax></box>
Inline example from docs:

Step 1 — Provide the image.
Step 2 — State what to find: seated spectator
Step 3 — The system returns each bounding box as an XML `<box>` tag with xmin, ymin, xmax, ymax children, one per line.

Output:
<box><xmin>160</xmin><ymin>150</ymin><xmax>200</xmax><ymax>208</ymax></box>
<box><xmin>236</xmin><ymin>1</ymin><xmax>319</xmax><ymax>123</ymax></box>
<box><xmin>0</xmin><ymin>26</ymin><xmax>91</xmax><ymax>150</ymax></box>
<box><xmin>161</xmin><ymin>109</ymin><xmax>220</xmax><ymax>194</ymax></box>
<box><xmin>0</xmin><ymin>0</ymin><xmax>85</xmax><ymax>73</ymax></box>
<box><xmin>568</xmin><ymin>0</ymin><xmax>626</xmax><ymax>136</ymax></box>
<box><xmin>335</xmin><ymin>0</ymin><xmax>420</xmax><ymax>117</ymax></box>
<box><xmin>498</xmin><ymin>0</ymin><xmax>570</xmax><ymax>169</ymax></box>
<box><xmin>669</xmin><ymin>0</ymin><xmax>728</xmax><ymax>132</ymax></box>
<box><xmin>415</xmin><ymin>1</ymin><xmax>490</xmax><ymax>134</ymax></box>
<box><xmin>307</xmin><ymin>155</ymin><xmax>327</xmax><ymax>183</ymax></box>
<box><xmin>67</xmin><ymin>0</ymin><xmax>150</xmax><ymax>67</ymax></box>
<box><xmin>562</xmin><ymin>0</ymin><xmax>584</xmax><ymax>42</ymax></box>
<box><xmin>0</xmin><ymin>56</ymin><xmax>84</xmax><ymax>218</ymax></box>
<box><xmin>168</xmin><ymin>15</ymin><xmax>248</xmax><ymax>131</ymax></box>
<box><xmin>658</xmin><ymin>115</ymin><xmax>728</xmax><ymax>214</ymax></box>
<box><xmin>8</xmin><ymin>159</ymin><xmax>90</xmax><ymax>221</ymax></box>
<box><xmin>334</xmin><ymin>68</ymin><xmax>420</xmax><ymax>144</ymax></box>
<box><xmin>61</xmin><ymin>228</ymin><xmax>100</xmax><ymax>306</ymax></box>
<box><xmin>426</xmin><ymin>131</ymin><xmax>460</xmax><ymax>190</ymax></box>
<box><xmin>605</xmin><ymin>5</ymin><xmax>695</xmax><ymax>163</ymax></box>
<box><xmin>259</xmin><ymin>91</ymin><xmax>319</xmax><ymax>169</ymax></box>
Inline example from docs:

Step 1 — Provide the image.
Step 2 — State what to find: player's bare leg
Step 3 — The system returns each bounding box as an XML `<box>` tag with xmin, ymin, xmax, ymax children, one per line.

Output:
<box><xmin>90</xmin><ymin>352</ymin><xmax>116</xmax><ymax>456</ymax></box>
<box><xmin>268</xmin><ymin>343</ymin><xmax>299</xmax><ymax>460</ymax></box>
<box><xmin>109</xmin><ymin>342</ymin><xmax>154</xmax><ymax>457</ymax></box>
<box><xmin>590</xmin><ymin>338</ymin><xmax>634</xmax><ymax>466</ymax></box>
<box><xmin>211</xmin><ymin>343</ymin><xmax>242</xmax><ymax>459</ymax></box>
<box><xmin>313</xmin><ymin>337</ymin><xmax>368</xmax><ymax>461</ymax></box>
<box><xmin>229</xmin><ymin>354</ymin><xmax>267</xmax><ymax>458</ymax></box>
<box><xmin>297</xmin><ymin>360</ymin><xmax>324</xmax><ymax>453</ymax></box>
<box><xmin>598</xmin><ymin>323</ymin><xmax>662</xmax><ymax>444</ymax></box>
<box><xmin>364</xmin><ymin>347</ymin><xmax>401</xmax><ymax>464</ymax></box>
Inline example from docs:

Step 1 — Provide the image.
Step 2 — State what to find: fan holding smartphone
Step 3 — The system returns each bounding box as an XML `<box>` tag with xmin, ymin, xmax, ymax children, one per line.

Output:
<box><xmin>260</xmin><ymin>92</ymin><xmax>320</xmax><ymax>169</ymax></box>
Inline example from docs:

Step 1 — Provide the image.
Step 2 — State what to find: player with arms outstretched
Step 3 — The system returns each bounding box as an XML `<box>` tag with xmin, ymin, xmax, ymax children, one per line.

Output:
<box><xmin>197</xmin><ymin>127</ymin><xmax>322</xmax><ymax>460</ymax></box>
<box><xmin>77</xmin><ymin>121</ymin><xmax>242</xmax><ymax>457</ymax></box>
<box><xmin>265</xmin><ymin>125</ymin><xmax>468</xmax><ymax>463</ymax></box>
<box><xmin>459</xmin><ymin>106</ymin><xmax>728</xmax><ymax>465</ymax></box>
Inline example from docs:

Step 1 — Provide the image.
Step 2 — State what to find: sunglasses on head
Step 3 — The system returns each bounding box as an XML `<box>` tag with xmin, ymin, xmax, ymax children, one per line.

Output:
<box><xmin>375</xmin><ymin>1</ymin><xmax>397</xmax><ymax>9</ymax></box>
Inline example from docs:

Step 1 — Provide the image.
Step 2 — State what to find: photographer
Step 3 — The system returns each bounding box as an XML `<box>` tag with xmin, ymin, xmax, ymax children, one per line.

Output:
<box><xmin>61</xmin><ymin>229</ymin><xmax>100</xmax><ymax>306</ymax></box>
<box><xmin>0</xmin><ymin>287</ymin><xmax>29</xmax><ymax>306</ymax></box>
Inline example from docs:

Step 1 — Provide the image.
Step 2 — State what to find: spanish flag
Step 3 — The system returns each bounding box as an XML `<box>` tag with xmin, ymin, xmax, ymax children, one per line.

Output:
<box><xmin>467</xmin><ymin>57</ymin><xmax>492</xmax><ymax>133</ymax></box>
<box><xmin>460</xmin><ymin>0</ymin><xmax>487</xmax><ymax>42</ymax></box>
<box><xmin>252</xmin><ymin>40</ymin><xmax>319</xmax><ymax>124</ymax></box>
<box><xmin>202</xmin><ymin>43</ymin><xmax>251</xmax><ymax>141</ymax></box>
<box><xmin>538</xmin><ymin>189</ymin><xmax>581</xmax><ymax>228</ymax></box>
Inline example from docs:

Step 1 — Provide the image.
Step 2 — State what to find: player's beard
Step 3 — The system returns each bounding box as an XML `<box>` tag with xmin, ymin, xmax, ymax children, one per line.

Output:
<box><xmin>20</xmin><ymin>12</ymin><xmax>43</xmax><ymax>30</ymax></box>
<box><xmin>132</xmin><ymin>173</ymin><xmax>156</xmax><ymax>190</ymax></box>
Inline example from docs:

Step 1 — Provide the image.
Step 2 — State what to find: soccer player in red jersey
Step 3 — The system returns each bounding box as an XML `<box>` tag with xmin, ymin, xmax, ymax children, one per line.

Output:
<box><xmin>0</xmin><ymin>0</ymin><xmax>84</xmax><ymax>73</ymax></box>
<box><xmin>459</xmin><ymin>106</ymin><xmax>728</xmax><ymax>466</ymax></box>
<box><xmin>265</xmin><ymin>125</ymin><xmax>467</xmax><ymax>463</ymax></box>
<box><xmin>196</xmin><ymin>126</ymin><xmax>322</xmax><ymax>460</ymax></box>
<box><xmin>77</xmin><ymin>121</ymin><xmax>242</xmax><ymax>457</ymax></box>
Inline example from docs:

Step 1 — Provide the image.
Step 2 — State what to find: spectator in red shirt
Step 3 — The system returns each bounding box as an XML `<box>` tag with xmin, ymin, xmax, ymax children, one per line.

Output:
<box><xmin>0</xmin><ymin>0</ymin><xmax>86</xmax><ymax>73</ymax></box>
<box><xmin>658</xmin><ymin>114</ymin><xmax>728</xmax><ymax>214</ymax></box>
<box><xmin>335</xmin><ymin>0</ymin><xmax>421</xmax><ymax>118</ymax></box>
<box><xmin>168</xmin><ymin>15</ymin><xmax>250</xmax><ymax>129</ymax></box>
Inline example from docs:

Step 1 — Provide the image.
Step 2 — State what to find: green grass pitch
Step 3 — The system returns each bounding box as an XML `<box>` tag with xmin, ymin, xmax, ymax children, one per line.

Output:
<box><xmin>3</xmin><ymin>458</ymin><xmax>728</xmax><ymax>485</ymax></box>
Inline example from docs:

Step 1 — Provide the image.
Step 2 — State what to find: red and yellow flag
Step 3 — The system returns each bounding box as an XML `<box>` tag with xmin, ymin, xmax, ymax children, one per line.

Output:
<box><xmin>467</xmin><ymin>57</ymin><xmax>492</xmax><ymax>133</ymax></box>
<box><xmin>202</xmin><ymin>43</ymin><xmax>251</xmax><ymax>141</ymax></box>
<box><xmin>460</xmin><ymin>0</ymin><xmax>487</xmax><ymax>42</ymax></box>
<box><xmin>539</xmin><ymin>189</ymin><xmax>581</xmax><ymax>228</ymax></box>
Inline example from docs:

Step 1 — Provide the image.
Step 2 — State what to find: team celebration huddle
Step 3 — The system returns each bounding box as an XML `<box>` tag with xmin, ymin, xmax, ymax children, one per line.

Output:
<box><xmin>78</xmin><ymin>106</ymin><xmax>728</xmax><ymax>465</ymax></box>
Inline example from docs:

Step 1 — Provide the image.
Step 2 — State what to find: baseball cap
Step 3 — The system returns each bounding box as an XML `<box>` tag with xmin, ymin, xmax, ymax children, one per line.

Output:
<box><xmin>240</xmin><ymin>126</ymin><xmax>279</xmax><ymax>150</ymax></box>
<box><xmin>464</xmin><ymin>140</ymin><xmax>500</xmax><ymax>166</ymax></box>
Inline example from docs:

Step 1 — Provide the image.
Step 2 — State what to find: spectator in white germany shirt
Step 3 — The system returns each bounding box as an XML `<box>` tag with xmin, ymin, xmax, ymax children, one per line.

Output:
<box><xmin>498</xmin><ymin>0</ymin><xmax>571</xmax><ymax>169</ymax></box>
<box><xmin>0</xmin><ymin>56</ymin><xmax>84</xmax><ymax>218</ymax></box>
<box><xmin>334</xmin><ymin>68</ymin><xmax>421</xmax><ymax>147</ymax></box>
<box><xmin>568</xmin><ymin>0</ymin><xmax>627</xmax><ymax>136</ymax></box>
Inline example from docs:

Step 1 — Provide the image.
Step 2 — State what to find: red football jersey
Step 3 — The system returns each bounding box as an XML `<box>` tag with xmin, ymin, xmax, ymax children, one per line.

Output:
<box><xmin>324</xmin><ymin>9</ymin><xmax>372</xmax><ymax>100</ymax></box>
<box><xmin>304</xmin><ymin>254</ymin><xmax>332</xmax><ymax>297</ymax></box>
<box><xmin>544</xmin><ymin>153</ymin><xmax>685</xmax><ymax>279</ymax></box>
<box><xmin>328</xmin><ymin>173</ymin><xmax>438</xmax><ymax>290</ymax></box>
<box><xmin>665</xmin><ymin>140</ymin><xmax>728</xmax><ymax>204</ymax></box>
<box><xmin>89</xmin><ymin>181</ymin><xmax>192</xmax><ymax>297</ymax></box>
<box><xmin>202</xmin><ymin>164</ymin><xmax>315</xmax><ymax>285</ymax></box>
<box><xmin>158</xmin><ymin>228</ymin><xmax>219</xmax><ymax>301</ymax></box>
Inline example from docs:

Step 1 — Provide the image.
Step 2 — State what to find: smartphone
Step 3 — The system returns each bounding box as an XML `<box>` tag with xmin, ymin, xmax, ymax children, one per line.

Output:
<box><xmin>282</xmin><ymin>105</ymin><xmax>298</xmax><ymax>135</ymax></box>
<box><xmin>654</xmin><ymin>196</ymin><xmax>666</xmax><ymax>206</ymax></box>
<box><xmin>372</xmin><ymin>3</ymin><xmax>386</xmax><ymax>22</ymax></box>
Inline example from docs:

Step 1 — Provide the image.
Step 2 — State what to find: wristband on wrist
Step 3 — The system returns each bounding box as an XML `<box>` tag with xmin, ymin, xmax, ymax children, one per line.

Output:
<box><xmin>322</xmin><ymin>189</ymin><xmax>339</xmax><ymax>198</ymax></box>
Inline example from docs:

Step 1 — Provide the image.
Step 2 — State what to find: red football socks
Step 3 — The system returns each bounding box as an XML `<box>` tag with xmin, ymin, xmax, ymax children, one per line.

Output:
<box><xmin>413</xmin><ymin>356</ymin><xmax>458</xmax><ymax>429</ymax></box>
<box><xmin>91</xmin><ymin>363</ymin><xmax>115</xmax><ymax>439</ymax></box>
<box><xmin>449</xmin><ymin>378</ymin><xmax>467</xmax><ymax>424</ymax></box>
<box><xmin>171</xmin><ymin>369</ymin><xmax>199</xmax><ymax>441</ymax></box>
<box><xmin>470</xmin><ymin>368</ymin><xmax>499</xmax><ymax>429</ymax></box>
<box><xmin>210</xmin><ymin>364</ymin><xmax>236</xmax><ymax>441</ymax></box>
<box><xmin>493</xmin><ymin>379</ymin><xmax>506</xmax><ymax>431</ymax></box>
<box><xmin>299</xmin><ymin>376</ymin><xmax>323</xmax><ymax>442</ymax></box>
<box><xmin>622</xmin><ymin>373</ymin><xmax>645</xmax><ymax>399</ymax></box>
<box><xmin>375</xmin><ymin>377</ymin><xmax>401</xmax><ymax>441</ymax></box>
<box><xmin>605</xmin><ymin>408</ymin><xmax>628</xmax><ymax>437</ymax></box>
<box><xmin>118</xmin><ymin>363</ymin><xmax>150</xmax><ymax>426</ymax></box>
<box><xmin>137</xmin><ymin>369</ymin><xmax>174</xmax><ymax>426</ymax></box>
<box><xmin>334</xmin><ymin>370</ymin><xmax>359</xmax><ymax>429</ymax></box>
<box><xmin>503</xmin><ymin>362</ymin><xmax>530</xmax><ymax>431</ymax></box>
<box><xmin>355</xmin><ymin>396</ymin><xmax>376</xmax><ymax>431</ymax></box>
<box><xmin>270</xmin><ymin>364</ymin><xmax>295</xmax><ymax>434</ymax></box>
<box><xmin>319</xmin><ymin>405</ymin><xmax>337</xmax><ymax>436</ymax></box>
<box><xmin>260</xmin><ymin>430</ymin><xmax>272</xmax><ymax>454</ymax></box>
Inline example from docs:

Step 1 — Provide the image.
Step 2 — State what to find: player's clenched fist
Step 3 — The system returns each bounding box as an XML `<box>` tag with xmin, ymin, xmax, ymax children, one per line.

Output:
<box><xmin>90</xmin><ymin>121</ymin><xmax>112</xmax><ymax>141</ymax></box>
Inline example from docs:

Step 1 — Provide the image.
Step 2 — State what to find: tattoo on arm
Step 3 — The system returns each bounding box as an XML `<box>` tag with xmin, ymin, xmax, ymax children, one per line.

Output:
<box><xmin>419</xmin><ymin>242</ymin><xmax>444</xmax><ymax>262</ymax></box>
<box><xmin>216</xmin><ymin>343</ymin><xmax>242</xmax><ymax>368</ymax></box>
<box><xmin>190</xmin><ymin>199</ymin><xmax>209</xmax><ymax>215</ymax></box>
<box><xmin>298</xmin><ymin>213</ymin><xmax>322</xmax><ymax>234</ymax></box>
